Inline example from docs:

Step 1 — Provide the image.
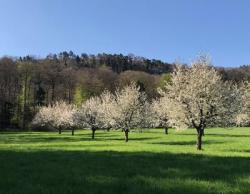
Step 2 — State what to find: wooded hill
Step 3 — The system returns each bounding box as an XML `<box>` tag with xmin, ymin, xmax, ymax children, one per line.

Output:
<box><xmin>0</xmin><ymin>51</ymin><xmax>249</xmax><ymax>129</ymax></box>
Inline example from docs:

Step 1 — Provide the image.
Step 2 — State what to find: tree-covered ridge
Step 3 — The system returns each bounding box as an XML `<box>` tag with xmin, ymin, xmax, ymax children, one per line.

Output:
<box><xmin>0</xmin><ymin>51</ymin><xmax>172</xmax><ymax>129</ymax></box>
<box><xmin>31</xmin><ymin>57</ymin><xmax>246</xmax><ymax>150</ymax></box>
<box><xmin>33</xmin><ymin>51</ymin><xmax>173</xmax><ymax>74</ymax></box>
<box><xmin>1</xmin><ymin>51</ymin><xmax>250</xmax><ymax>130</ymax></box>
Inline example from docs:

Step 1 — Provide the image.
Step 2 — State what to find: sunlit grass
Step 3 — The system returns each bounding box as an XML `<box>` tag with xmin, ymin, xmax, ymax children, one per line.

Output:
<box><xmin>0</xmin><ymin>128</ymin><xmax>250</xmax><ymax>194</ymax></box>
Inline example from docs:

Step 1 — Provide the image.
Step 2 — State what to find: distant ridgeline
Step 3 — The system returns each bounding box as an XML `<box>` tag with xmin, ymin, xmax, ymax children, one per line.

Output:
<box><xmin>0</xmin><ymin>51</ymin><xmax>250</xmax><ymax>129</ymax></box>
<box><xmin>37</xmin><ymin>52</ymin><xmax>174</xmax><ymax>74</ymax></box>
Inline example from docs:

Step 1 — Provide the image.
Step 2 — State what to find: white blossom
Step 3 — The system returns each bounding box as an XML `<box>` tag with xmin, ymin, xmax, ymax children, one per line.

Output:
<box><xmin>32</xmin><ymin>101</ymin><xmax>76</xmax><ymax>134</ymax></box>
<box><xmin>161</xmin><ymin>55</ymin><xmax>239</xmax><ymax>149</ymax></box>
<box><xmin>150</xmin><ymin>96</ymin><xmax>187</xmax><ymax>133</ymax></box>
<box><xmin>74</xmin><ymin>96</ymin><xmax>104</xmax><ymax>139</ymax></box>
<box><xmin>235</xmin><ymin>81</ymin><xmax>250</xmax><ymax>126</ymax></box>
<box><xmin>102</xmin><ymin>83</ymin><xmax>147</xmax><ymax>141</ymax></box>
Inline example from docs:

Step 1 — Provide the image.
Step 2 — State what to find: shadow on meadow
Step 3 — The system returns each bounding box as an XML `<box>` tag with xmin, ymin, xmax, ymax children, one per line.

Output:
<box><xmin>150</xmin><ymin>139</ymin><xmax>227</xmax><ymax>146</ymax></box>
<box><xmin>206</xmin><ymin>134</ymin><xmax>250</xmax><ymax>138</ymax></box>
<box><xmin>0</xmin><ymin>132</ymin><xmax>159</xmax><ymax>144</ymax></box>
<box><xmin>175</xmin><ymin>131</ymin><xmax>250</xmax><ymax>138</ymax></box>
<box><xmin>0</xmin><ymin>150</ymin><xmax>250</xmax><ymax>194</ymax></box>
<box><xmin>224</xmin><ymin>149</ymin><xmax>250</xmax><ymax>153</ymax></box>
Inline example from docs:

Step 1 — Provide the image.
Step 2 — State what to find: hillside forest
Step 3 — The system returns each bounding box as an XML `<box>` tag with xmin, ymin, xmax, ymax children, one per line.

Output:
<box><xmin>0</xmin><ymin>51</ymin><xmax>250</xmax><ymax>129</ymax></box>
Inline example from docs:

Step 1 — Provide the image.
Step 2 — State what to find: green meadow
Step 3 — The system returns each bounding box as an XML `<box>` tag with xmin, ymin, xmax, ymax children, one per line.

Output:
<box><xmin>1</xmin><ymin>128</ymin><xmax>250</xmax><ymax>194</ymax></box>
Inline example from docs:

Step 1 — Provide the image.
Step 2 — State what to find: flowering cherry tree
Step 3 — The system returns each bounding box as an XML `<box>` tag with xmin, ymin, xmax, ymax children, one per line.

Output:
<box><xmin>137</xmin><ymin>100</ymin><xmax>154</xmax><ymax>131</ymax></box>
<box><xmin>32</xmin><ymin>101</ymin><xmax>76</xmax><ymax>135</ymax></box>
<box><xmin>74</xmin><ymin>96</ymin><xmax>104</xmax><ymax>139</ymax></box>
<box><xmin>98</xmin><ymin>90</ymin><xmax>116</xmax><ymax>131</ymax></box>
<box><xmin>162</xmin><ymin>55</ymin><xmax>239</xmax><ymax>150</ymax></box>
<box><xmin>151</xmin><ymin>95</ymin><xmax>188</xmax><ymax>134</ymax></box>
<box><xmin>236</xmin><ymin>81</ymin><xmax>250</xmax><ymax>126</ymax></box>
<box><xmin>106</xmin><ymin>83</ymin><xmax>147</xmax><ymax>142</ymax></box>
<box><xmin>151</xmin><ymin>97</ymin><xmax>172</xmax><ymax>134</ymax></box>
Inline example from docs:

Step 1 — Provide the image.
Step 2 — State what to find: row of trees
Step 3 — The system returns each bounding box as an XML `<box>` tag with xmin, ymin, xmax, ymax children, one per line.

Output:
<box><xmin>0</xmin><ymin>54</ymin><xmax>165</xmax><ymax>129</ymax></box>
<box><xmin>32</xmin><ymin>56</ymin><xmax>250</xmax><ymax>150</ymax></box>
<box><xmin>44</xmin><ymin>51</ymin><xmax>173</xmax><ymax>74</ymax></box>
<box><xmin>32</xmin><ymin>84</ymin><xmax>148</xmax><ymax>142</ymax></box>
<box><xmin>1</xmin><ymin>52</ymin><xmax>250</xmax><ymax>130</ymax></box>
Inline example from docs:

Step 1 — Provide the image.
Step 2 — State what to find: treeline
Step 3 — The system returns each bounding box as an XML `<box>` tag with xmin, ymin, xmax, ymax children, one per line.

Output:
<box><xmin>31</xmin><ymin>57</ymin><xmax>250</xmax><ymax>150</ymax></box>
<box><xmin>218</xmin><ymin>65</ymin><xmax>250</xmax><ymax>82</ymax></box>
<box><xmin>42</xmin><ymin>51</ymin><xmax>173</xmax><ymax>74</ymax></box>
<box><xmin>0</xmin><ymin>52</ymin><xmax>170</xmax><ymax>129</ymax></box>
<box><xmin>0</xmin><ymin>51</ymin><xmax>250</xmax><ymax>129</ymax></box>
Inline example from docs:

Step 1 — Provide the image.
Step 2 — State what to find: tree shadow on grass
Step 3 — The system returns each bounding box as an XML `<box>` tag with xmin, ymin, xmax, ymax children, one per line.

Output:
<box><xmin>111</xmin><ymin>137</ymin><xmax>159</xmax><ymax>141</ymax></box>
<box><xmin>223</xmin><ymin>149</ymin><xmax>250</xmax><ymax>153</ymax></box>
<box><xmin>0</xmin><ymin>150</ymin><xmax>250</xmax><ymax>194</ymax></box>
<box><xmin>0</xmin><ymin>135</ymin><xmax>86</xmax><ymax>143</ymax></box>
<box><xmin>175</xmin><ymin>133</ymin><xmax>250</xmax><ymax>138</ymax></box>
<box><xmin>151</xmin><ymin>140</ymin><xmax>227</xmax><ymax>146</ymax></box>
<box><xmin>175</xmin><ymin>133</ymin><xmax>196</xmax><ymax>136</ymax></box>
<box><xmin>0</xmin><ymin>133</ymin><xmax>159</xmax><ymax>144</ymax></box>
<box><xmin>205</xmin><ymin>134</ymin><xmax>250</xmax><ymax>138</ymax></box>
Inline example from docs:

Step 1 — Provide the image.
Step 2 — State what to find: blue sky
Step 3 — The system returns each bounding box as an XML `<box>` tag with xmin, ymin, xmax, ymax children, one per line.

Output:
<box><xmin>0</xmin><ymin>0</ymin><xmax>250</xmax><ymax>67</ymax></box>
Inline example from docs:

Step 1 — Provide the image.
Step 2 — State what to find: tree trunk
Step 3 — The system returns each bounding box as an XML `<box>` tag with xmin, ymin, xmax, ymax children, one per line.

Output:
<box><xmin>22</xmin><ymin>72</ymin><xmax>28</xmax><ymax>130</ymax></box>
<box><xmin>51</xmin><ymin>83</ymin><xmax>55</xmax><ymax>103</ymax></box>
<box><xmin>72</xmin><ymin>128</ymin><xmax>74</xmax><ymax>136</ymax></box>
<box><xmin>125</xmin><ymin>130</ymin><xmax>129</xmax><ymax>142</ymax></box>
<box><xmin>201</xmin><ymin>128</ymin><xmax>205</xmax><ymax>136</ymax></box>
<box><xmin>165</xmin><ymin>127</ymin><xmax>168</xmax><ymax>134</ymax></box>
<box><xmin>196</xmin><ymin>129</ymin><xmax>202</xmax><ymax>150</ymax></box>
<box><xmin>92</xmin><ymin>128</ymin><xmax>96</xmax><ymax>139</ymax></box>
<box><xmin>22</xmin><ymin>105</ymin><xmax>27</xmax><ymax>130</ymax></box>
<box><xmin>59</xmin><ymin>128</ymin><xmax>62</xmax><ymax>134</ymax></box>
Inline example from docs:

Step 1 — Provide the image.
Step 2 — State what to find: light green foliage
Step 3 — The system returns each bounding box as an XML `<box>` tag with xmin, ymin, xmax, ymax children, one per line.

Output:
<box><xmin>73</xmin><ymin>85</ymin><xmax>88</xmax><ymax>105</ymax></box>
<box><xmin>0</xmin><ymin>128</ymin><xmax>250</xmax><ymax>194</ymax></box>
<box><xmin>159</xmin><ymin>73</ymin><xmax>172</xmax><ymax>89</ymax></box>
<box><xmin>13</xmin><ymin>74</ymin><xmax>32</xmax><ymax>128</ymax></box>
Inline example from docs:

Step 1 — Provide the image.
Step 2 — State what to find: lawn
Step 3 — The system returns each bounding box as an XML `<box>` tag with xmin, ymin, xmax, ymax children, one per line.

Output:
<box><xmin>0</xmin><ymin>128</ymin><xmax>250</xmax><ymax>194</ymax></box>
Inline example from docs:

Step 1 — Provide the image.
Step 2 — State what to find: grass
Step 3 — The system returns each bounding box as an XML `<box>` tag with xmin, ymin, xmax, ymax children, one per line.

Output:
<box><xmin>0</xmin><ymin>128</ymin><xmax>250</xmax><ymax>194</ymax></box>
